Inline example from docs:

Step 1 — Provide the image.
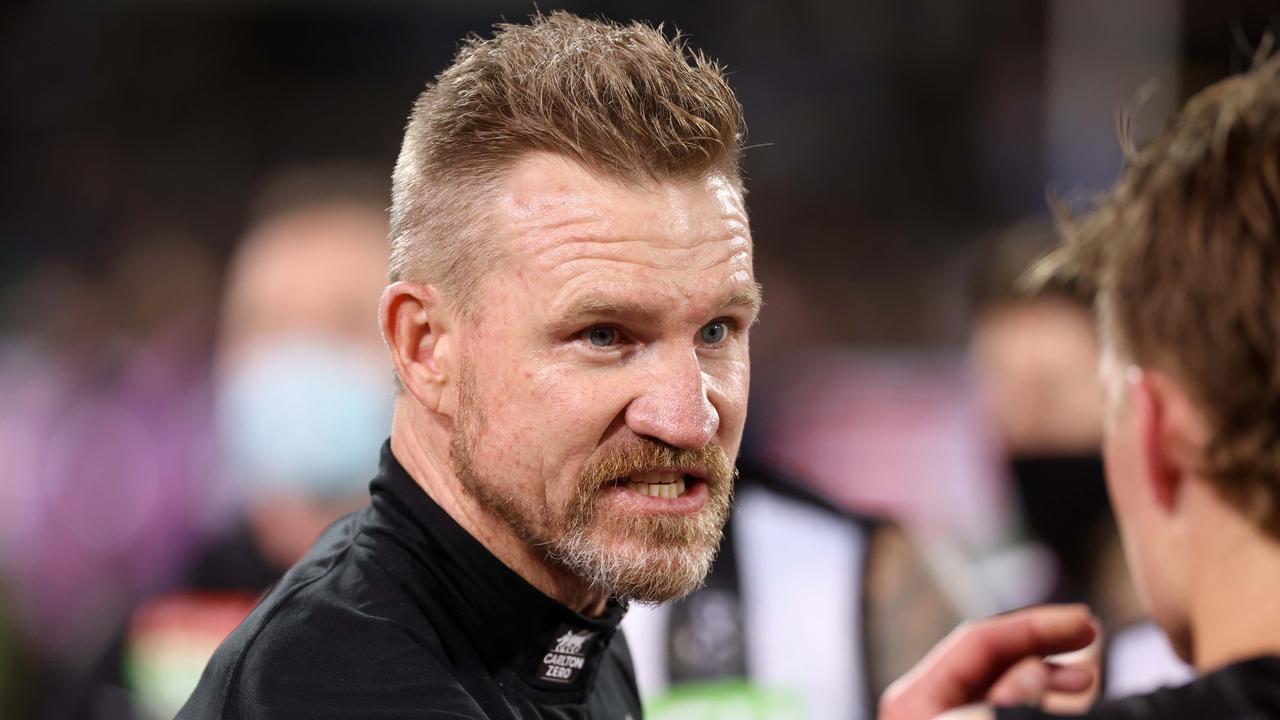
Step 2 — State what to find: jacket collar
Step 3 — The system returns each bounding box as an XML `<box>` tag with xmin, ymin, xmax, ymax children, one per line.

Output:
<box><xmin>369</xmin><ymin>441</ymin><xmax>627</xmax><ymax>695</ymax></box>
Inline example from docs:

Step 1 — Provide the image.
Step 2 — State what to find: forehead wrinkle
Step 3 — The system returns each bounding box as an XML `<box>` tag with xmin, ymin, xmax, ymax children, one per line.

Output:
<box><xmin>529</xmin><ymin>235</ymin><xmax>755</xmax><ymax>330</ymax></box>
<box><xmin>528</xmin><ymin>229</ymin><xmax>752</xmax><ymax>274</ymax></box>
<box><xmin>498</xmin><ymin>152</ymin><xmax>748</xmax><ymax>240</ymax></box>
<box><xmin>501</xmin><ymin>194</ymin><xmax>750</xmax><ymax>270</ymax></box>
<box><xmin>502</xmin><ymin>210</ymin><xmax>603</xmax><ymax>259</ymax></box>
<box><xmin>719</xmin><ymin>216</ymin><xmax>749</xmax><ymax>237</ymax></box>
<box><xmin>545</xmin><ymin>260</ymin><xmax>758</xmax><ymax>330</ymax></box>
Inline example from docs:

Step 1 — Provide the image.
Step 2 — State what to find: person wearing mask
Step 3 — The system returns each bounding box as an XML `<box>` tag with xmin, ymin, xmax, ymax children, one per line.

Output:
<box><xmin>98</xmin><ymin>167</ymin><xmax>395</xmax><ymax>719</ymax></box>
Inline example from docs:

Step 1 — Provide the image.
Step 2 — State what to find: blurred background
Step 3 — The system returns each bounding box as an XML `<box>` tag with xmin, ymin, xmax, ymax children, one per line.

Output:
<box><xmin>1</xmin><ymin>0</ymin><xmax>1277</xmax><ymax>718</ymax></box>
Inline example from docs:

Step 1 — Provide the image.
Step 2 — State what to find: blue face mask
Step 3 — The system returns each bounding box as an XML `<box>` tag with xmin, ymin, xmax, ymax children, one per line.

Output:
<box><xmin>215</xmin><ymin>337</ymin><xmax>394</xmax><ymax>499</ymax></box>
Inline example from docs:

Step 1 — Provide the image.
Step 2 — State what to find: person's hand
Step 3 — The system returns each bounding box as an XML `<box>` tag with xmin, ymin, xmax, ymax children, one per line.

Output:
<box><xmin>1039</xmin><ymin>632</ymin><xmax>1103</xmax><ymax>714</ymax></box>
<box><xmin>878</xmin><ymin>604</ymin><xmax>1099</xmax><ymax>720</ymax></box>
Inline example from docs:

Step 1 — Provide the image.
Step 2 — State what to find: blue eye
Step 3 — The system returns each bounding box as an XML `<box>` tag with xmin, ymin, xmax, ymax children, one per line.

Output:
<box><xmin>586</xmin><ymin>327</ymin><xmax>618</xmax><ymax>347</ymax></box>
<box><xmin>699</xmin><ymin>321</ymin><xmax>728</xmax><ymax>344</ymax></box>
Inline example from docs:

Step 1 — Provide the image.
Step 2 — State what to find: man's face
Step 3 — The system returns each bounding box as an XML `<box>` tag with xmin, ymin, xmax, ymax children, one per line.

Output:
<box><xmin>449</xmin><ymin>153</ymin><xmax>757</xmax><ymax>603</ymax></box>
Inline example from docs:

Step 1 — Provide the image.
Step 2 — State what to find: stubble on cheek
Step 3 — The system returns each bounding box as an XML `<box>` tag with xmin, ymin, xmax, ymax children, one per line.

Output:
<box><xmin>449</xmin><ymin>361</ymin><xmax>552</xmax><ymax>545</ymax></box>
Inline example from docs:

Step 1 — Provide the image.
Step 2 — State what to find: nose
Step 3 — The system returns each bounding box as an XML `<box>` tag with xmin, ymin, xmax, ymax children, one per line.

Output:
<box><xmin>624</xmin><ymin>345</ymin><xmax>720</xmax><ymax>450</ymax></box>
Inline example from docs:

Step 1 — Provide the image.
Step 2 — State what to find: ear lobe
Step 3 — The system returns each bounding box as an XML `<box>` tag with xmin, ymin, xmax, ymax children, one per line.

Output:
<box><xmin>379</xmin><ymin>280</ymin><xmax>455</xmax><ymax>414</ymax></box>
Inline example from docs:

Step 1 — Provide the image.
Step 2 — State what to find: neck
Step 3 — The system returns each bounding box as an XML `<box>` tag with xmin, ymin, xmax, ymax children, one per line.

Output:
<box><xmin>389</xmin><ymin>399</ymin><xmax>609</xmax><ymax>616</ymax></box>
<box><xmin>1188</xmin><ymin>485</ymin><xmax>1280</xmax><ymax>671</ymax></box>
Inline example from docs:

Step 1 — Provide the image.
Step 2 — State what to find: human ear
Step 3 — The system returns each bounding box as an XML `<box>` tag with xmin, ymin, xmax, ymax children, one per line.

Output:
<box><xmin>1135</xmin><ymin>368</ymin><xmax>1208</xmax><ymax>513</ymax></box>
<box><xmin>379</xmin><ymin>280</ymin><xmax>457</xmax><ymax>416</ymax></box>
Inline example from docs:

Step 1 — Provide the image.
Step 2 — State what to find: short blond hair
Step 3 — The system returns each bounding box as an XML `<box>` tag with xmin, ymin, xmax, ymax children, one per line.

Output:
<box><xmin>389</xmin><ymin>11</ymin><xmax>745</xmax><ymax>313</ymax></box>
<box><xmin>1032</xmin><ymin>53</ymin><xmax>1280</xmax><ymax>534</ymax></box>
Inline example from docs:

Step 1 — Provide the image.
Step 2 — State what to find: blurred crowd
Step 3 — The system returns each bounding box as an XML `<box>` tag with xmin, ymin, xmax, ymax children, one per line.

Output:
<box><xmin>0</xmin><ymin>164</ymin><xmax>397</xmax><ymax>718</ymax></box>
<box><xmin>2</xmin><ymin>1</ymin><xmax>1273</xmax><ymax>718</ymax></box>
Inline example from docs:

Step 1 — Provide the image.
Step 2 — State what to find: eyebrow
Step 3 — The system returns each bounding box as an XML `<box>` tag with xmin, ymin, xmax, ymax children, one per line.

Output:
<box><xmin>550</xmin><ymin>283</ymin><xmax>764</xmax><ymax>330</ymax></box>
<box><xmin>726</xmin><ymin>282</ymin><xmax>765</xmax><ymax>319</ymax></box>
<box><xmin>549</xmin><ymin>297</ymin><xmax>665</xmax><ymax>330</ymax></box>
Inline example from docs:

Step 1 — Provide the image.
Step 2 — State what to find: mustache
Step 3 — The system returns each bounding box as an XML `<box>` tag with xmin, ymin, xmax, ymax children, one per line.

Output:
<box><xmin>579</xmin><ymin>438</ymin><xmax>736</xmax><ymax>489</ymax></box>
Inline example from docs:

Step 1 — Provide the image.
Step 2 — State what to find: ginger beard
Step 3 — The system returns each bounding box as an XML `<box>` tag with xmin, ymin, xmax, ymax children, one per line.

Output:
<box><xmin>450</xmin><ymin>366</ymin><xmax>735</xmax><ymax>604</ymax></box>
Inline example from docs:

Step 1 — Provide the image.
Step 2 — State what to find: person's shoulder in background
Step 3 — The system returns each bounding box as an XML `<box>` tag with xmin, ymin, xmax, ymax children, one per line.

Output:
<box><xmin>863</xmin><ymin>519</ymin><xmax>964</xmax><ymax>699</ymax></box>
<box><xmin>736</xmin><ymin>457</ymin><xmax>962</xmax><ymax>701</ymax></box>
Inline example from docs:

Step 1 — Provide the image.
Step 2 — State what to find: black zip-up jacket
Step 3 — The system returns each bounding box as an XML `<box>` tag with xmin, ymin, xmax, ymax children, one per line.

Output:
<box><xmin>178</xmin><ymin>443</ymin><xmax>642</xmax><ymax>719</ymax></box>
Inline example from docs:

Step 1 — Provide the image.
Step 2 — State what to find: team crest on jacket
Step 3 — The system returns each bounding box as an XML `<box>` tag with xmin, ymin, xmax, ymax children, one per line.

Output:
<box><xmin>537</xmin><ymin>625</ymin><xmax>598</xmax><ymax>684</ymax></box>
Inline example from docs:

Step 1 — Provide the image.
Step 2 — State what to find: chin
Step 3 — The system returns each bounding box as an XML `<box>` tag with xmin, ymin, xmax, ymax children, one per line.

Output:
<box><xmin>552</xmin><ymin>534</ymin><xmax>717</xmax><ymax>605</ymax></box>
<box><xmin>622</xmin><ymin>545</ymin><xmax>716</xmax><ymax>603</ymax></box>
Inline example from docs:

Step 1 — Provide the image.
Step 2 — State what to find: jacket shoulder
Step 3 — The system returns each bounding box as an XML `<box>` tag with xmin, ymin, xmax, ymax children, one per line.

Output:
<box><xmin>178</xmin><ymin>522</ymin><xmax>482</xmax><ymax>718</ymax></box>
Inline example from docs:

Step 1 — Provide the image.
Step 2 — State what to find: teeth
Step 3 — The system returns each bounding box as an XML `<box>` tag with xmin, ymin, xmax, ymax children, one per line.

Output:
<box><xmin>626</xmin><ymin>477</ymin><xmax>687</xmax><ymax>498</ymax></box>
<box><xmin>633</xmin><ymin>470</ymin><xmax>680</xmax><ymax>485</ymax></box>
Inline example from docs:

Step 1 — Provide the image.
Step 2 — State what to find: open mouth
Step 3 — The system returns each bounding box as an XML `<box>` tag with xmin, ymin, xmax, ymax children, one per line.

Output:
<box><xmin>620</xmin><ymin>470</ymin><xmax>697</xmax><ymax>499</ymax></box>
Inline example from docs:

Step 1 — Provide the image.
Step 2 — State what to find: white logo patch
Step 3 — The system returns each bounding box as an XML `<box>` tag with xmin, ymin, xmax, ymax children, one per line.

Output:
<box><xmin>537</xmin><ymin>625</ymin><xmax>599</xmax><ymax>685</ymax></box>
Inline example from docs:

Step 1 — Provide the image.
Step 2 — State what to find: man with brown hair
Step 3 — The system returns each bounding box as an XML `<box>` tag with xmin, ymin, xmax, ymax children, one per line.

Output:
<box><xmin>880</xmin><ymin>52</ymin><xmax>1280</xmax><ymax>720</ymax></box>
<box><xmin>180</xmin><ymin>11</ymin><xmax>757</xmax><ymax>719</ymax></box>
